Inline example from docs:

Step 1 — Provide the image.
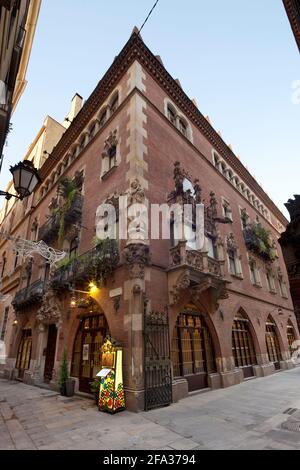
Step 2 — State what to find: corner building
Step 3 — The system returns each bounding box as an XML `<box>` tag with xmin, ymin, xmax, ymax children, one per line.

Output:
<box><xmin>1</xmin><ymin>30</ymin><xmax>299</xmax><ymax>411</ymax></box>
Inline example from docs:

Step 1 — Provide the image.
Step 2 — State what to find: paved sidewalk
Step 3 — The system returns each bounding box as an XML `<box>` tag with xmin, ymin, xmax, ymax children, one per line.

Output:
<box><xmin>1</xmin><ymin>368</ymin><xmax>300</xmax><ymax>450</ymax></box>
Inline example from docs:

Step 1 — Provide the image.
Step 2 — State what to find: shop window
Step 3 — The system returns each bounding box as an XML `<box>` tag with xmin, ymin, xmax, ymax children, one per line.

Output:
<box><xmin>265</xmin><ymin>318</ymin><xmax>281</xmax><ymax>370</ymax></box>
<box><xmin>171</xmin><ymin>312</ymin><xmax>216</xmax><ymax>392</ymax></box>
<box><xmin>232</xmin><ymin>312</ymin><xmax>257</xmax><ymax>378</ymax></box>
<box><xmin>287</xmin><ymin>322</ymin><xmax>296</xmax><ymax>356</ymax></box>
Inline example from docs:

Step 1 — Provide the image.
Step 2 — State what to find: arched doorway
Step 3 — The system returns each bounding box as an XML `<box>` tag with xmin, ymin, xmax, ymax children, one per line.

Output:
<box><xmin>232</xmin><ymin>312</ymin><xmax>257</xmax><ymax>379</ymax></box>
<box><xmin>287</xmin><ymin>321</ymin><xmax>296</xmax><ymax>357</ymax></box>
<box><xmin>265</xmin><ymin>317</ymin><xmax>282</xmax><ymax>370</ymax></box>
<box><xmin>71</xmin><ymin>313</ymin><xmax>109</xmax><ymax>393</ymax></box>
<box><xmin>15</xmin><ymin>328</ymin><xmax>32</xmax><ymax>379</ymax></box>
<box><xmin>171</xmin><ymin>308</ymin><xmax>216</xmax><ymax>392</ymax></box>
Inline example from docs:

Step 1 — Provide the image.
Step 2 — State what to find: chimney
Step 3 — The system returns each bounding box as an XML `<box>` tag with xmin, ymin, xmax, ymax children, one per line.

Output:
<box><xmin>63</xmin><ymin>93</ymin><xmax>83</xmax><ymax>128</ymax></box>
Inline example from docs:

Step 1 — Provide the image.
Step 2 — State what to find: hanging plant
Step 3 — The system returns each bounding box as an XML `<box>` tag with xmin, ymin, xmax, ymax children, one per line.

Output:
<box><xmin>91</xmin><ymin>238</ymin><xmax>119</xmax><ymax>287</ymax></box>
<box><xmin>244</xmin><ymin>223</ymin><xmax>278</xmax><ymax>262</ymax></box>
<box><xmin>54</xmin><ymin>177</ymin><xmax>80</xmax><ymax>248</ymax></box>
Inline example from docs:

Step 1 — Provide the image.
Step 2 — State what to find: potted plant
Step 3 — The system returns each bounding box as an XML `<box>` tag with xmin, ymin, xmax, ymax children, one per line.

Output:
<box><xmin>90</xmin><ymin>378</ymin><xmax>101</xmax><ymax>405</ymax></box>
<box><xmin>58</xmin><ymin>349</ymin><xmax>75</xmax><ymax>397</ymax></box>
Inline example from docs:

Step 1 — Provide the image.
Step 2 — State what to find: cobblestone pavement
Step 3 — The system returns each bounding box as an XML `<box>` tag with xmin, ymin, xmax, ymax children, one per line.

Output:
<box><xmin>1</xmin><ymin>368</ymin><xmax>300</xmax><ymax>450</ymax></box>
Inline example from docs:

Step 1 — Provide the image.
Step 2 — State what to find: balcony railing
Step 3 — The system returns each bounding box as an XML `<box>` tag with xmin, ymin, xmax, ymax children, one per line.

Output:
<box><xmin>12</xmin><ymin>279</ymin><xmax>45</xmax><ymax>311</ymax></box>
<box><xmin>38</xmin><ymin>194</ymin><xmax>83</xmax><ymax>243</ymax></box>
<box><xmin>169</xmin><ymin>241</ymin><xmax>223</xmax><ymax>277</ymax></box>
<box><xmin>51</xmin><ymin>240</ymin><xmax>120</xmax><ymax>290</ymax></box>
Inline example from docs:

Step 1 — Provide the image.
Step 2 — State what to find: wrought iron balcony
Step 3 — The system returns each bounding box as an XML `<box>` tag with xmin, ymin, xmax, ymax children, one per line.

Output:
<box><xmin>51</xmin><ymin>240</ymin><xmax>120</xmax><ymax>290</ymax></box>
<box><xmin>38</xmin><ymin>194</ymin><xmax>83</xmax><ymax>244</ymax></box>
<box><xmin>12</xmin><ymin>279</ymin><xmax>45</xmax><ymax>311</ymax></box>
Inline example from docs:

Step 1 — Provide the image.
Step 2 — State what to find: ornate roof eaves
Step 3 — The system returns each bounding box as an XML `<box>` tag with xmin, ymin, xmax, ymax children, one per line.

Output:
<box><xmin>283</xmin><ymin>0</ymin><xmax>300</xmax><ymax>52</ymax></box>
<box><xmin>40</xmin><ymin>32</ymin><xmax>288</xmax><ymax>226</ymax></box>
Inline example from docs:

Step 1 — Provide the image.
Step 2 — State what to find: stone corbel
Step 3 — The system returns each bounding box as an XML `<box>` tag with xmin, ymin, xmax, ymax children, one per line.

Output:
<box><xmin>170</xmin><ymin>271</ymin><xmax>190</xmax><ymax>305</ymax></box>
<box><xmin>123</xmin><ymin>243</ymin><xmax>150</xmax><ymax>280</ymax></box>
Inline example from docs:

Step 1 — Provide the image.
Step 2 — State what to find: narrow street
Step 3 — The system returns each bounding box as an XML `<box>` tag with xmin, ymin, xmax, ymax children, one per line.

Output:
<box><xmin>1</xmin><ymin>368</ymin><xmax>300</xmax><ymax>450</ymax></box>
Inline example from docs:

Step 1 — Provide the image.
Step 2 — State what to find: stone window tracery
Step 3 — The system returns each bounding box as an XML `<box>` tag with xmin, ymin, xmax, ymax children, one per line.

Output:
<box><xmin>101</xmin><ymin>130</ymin><xmax>119</xmax><ymax>177</ymax></box>
<box><xmin>226</xmin><ymin>233</ymin><xmax>242</xmax><ymax>278</ymax></box>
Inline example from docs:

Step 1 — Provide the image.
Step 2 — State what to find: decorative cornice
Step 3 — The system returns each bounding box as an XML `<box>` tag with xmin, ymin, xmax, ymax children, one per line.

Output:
<box><xmin>283</xmin><ymin>0</ymin><xmax>300</xmax><ymax>52</ymax></box>
<box><xmin>39</xmin><ymin>32</ymin><xmax>288</xmax><ymax>225</ymax></box>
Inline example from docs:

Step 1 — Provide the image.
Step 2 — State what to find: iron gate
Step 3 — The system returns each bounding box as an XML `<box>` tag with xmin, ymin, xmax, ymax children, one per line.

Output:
<box><xmin>144</xmin><ymin>309</ymin><xmax>172</xmax><ymax>411</ymax></box>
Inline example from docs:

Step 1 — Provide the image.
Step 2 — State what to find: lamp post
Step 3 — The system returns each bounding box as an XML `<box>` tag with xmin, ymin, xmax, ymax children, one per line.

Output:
<box><xmin>0</xmin><ymin>160</ymin><xmax>41</xmax><ymax>201</ymax></box>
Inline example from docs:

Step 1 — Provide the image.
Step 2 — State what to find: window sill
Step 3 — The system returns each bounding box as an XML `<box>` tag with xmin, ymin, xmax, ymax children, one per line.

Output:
<box><xmin>252</xmin><ymin>282</ymin><xmax>262</xmax><ymax>288</ymax></box>
<box><xmin>269</xmin><ymin>290</ymin><xmax>277</xmax><ymax>295</ymax></box>
<box><xmin>230</xmin><ymin>273</ymin><xmax>244</xmax><ymax>280</ymax></box>
<box><xmin>101</xmin><ymin>165</ymin><xmax>118</xmax><ymax>181</ymax></box>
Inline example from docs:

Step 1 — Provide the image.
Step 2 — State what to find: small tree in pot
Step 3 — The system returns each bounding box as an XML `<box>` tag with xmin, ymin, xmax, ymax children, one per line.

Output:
<box><xmin>58</xmin><ymin>349</ymin><xmax>75</xmax><ymax>397</ymax></box>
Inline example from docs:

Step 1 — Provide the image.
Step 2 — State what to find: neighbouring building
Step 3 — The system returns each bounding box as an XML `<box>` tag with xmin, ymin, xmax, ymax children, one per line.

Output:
<box><xmin>280</xmin><ymin>197</ymin><xmax>300</xmax><ymax>331</ymax></box>
<box><xmin>0</xmin><ymin>93</ymin><xmax>83</xmax><ymax>371</ymax></box>
<box><xmin>283</xmin><ymin>0</ymin><xmax>300</xmax><ymax>52</ymax></box>
<box><xmin>0</xmin><ymin>30</ymin><xmax>299</xmax><ymax>412</ymax></box>
<box><xmin>0</xmin><ymin>0</ymin><xmax>41</xmax><ymax>155</ymax></box>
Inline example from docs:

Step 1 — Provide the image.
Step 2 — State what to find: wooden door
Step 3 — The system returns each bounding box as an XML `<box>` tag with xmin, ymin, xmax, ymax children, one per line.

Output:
<box><xmin>44</xmin><ymin>325</ymin><xmax>58</xmax><ymax>383</ymax></box>
<box><xmin>16</xmin><ymin>330</ymin><xmax>32</xmax><ymax>379</ymax></box>
<box><xmin>71</xmin><ymin>315</ymin><xmax>108</xmax><ymax>393</ymax></box>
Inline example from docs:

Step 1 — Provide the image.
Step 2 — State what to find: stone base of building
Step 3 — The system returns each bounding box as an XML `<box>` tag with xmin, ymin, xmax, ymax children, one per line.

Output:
<box><xmin>124</xmin><ymin>387</ymin><xmax>145</xmax><ymax>412</ymax></box>
<box><xmin>253</xmin><ymin>363</ymin><xmax>275</xmax><ymax>377</ymax></box>
<box><xmin>172</xmin><ymin>378</ymin><xmax>189</xmax><ymax>402</ymax></box>
<box><xmin>280</xmin><ymin>360</ymin><xmax>296</xmax><ymax>370</ymax></box>
<box><xmin>3</xmin><ymin>368</ymin><xmax>18</xmax><ymax>381</ymax></box>
<box><xmin>220</xmin><ymin>369</ymin><xmax>244</xmax><ymax>388</ymax></box>
<box><xmin>207</xmin><ymin>373</ymin><xmax>221</xmax><ymax>389</ymax></box>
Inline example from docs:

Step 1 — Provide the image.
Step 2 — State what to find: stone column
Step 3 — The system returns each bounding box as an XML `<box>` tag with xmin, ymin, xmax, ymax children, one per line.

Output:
<box><xmin>32</xmin><ymin>324</ymin><xmax>48</xmax><ymax>385</ymax></box>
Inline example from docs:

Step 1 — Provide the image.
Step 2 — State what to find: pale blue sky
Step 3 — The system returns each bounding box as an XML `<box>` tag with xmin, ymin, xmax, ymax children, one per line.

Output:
<box><xmin>2</xmin><ymin>0</ymin><xmax>300</xmax><ymax>218</ymax></box>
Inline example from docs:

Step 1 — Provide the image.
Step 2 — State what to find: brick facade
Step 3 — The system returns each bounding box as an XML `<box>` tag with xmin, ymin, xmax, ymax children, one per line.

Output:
<box><xmin>0</xmin><ymin>31</ymin><xmax>298</xmax><ymax>412</ymax></box>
